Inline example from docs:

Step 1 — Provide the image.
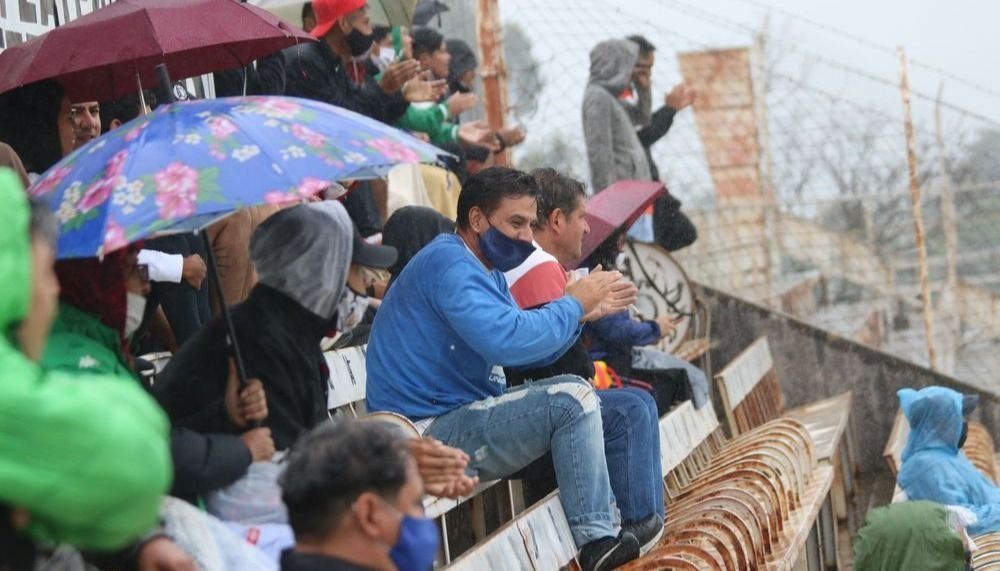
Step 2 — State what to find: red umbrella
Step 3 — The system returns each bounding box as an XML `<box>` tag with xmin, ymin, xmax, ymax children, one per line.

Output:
<box><xmin>0</xmin><ymin>0</ymin><xmax>313</xmax><ymax>102</ymax></box>
<box><xmin>571</xmin><ymin>180</ymin><xmax>667</xmax><ymax>268</ymax></box>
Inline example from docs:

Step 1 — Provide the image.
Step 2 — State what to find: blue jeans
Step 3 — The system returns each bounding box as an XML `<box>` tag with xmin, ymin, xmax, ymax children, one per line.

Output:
<box><xmin>599</xmin><ymin>388</ymin><xmax>664</xmax><ymax>523</ymax></box>
<box><xmin>424</xmin><ymin>375</ymin><xmax>616</xmax><ymax>547</ymax></box>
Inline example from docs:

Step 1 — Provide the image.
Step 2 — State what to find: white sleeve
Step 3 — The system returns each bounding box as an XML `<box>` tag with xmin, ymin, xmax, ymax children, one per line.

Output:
<box><xmin>138</xmin><ymin>249</ymin><xmax>184</xmax><ymax>283</ymax></box>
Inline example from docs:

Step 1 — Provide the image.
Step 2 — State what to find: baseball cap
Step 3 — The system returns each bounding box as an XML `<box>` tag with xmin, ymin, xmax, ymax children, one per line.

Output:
<box><xmin>351</xmin><ymin>226</ymin><xmax>398</xmax><ymax>269</ymax></box>
<box><xmin>310</xmin><ymin>0</ymin><xmax>367</xmax><ymax>40</ymax></box>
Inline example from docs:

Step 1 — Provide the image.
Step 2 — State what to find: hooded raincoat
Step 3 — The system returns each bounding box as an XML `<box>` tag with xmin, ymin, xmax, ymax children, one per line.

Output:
<box><xmin>853</xmin><ymin>500</ymin><xmax>968</xmax><ymax>571</ymax></box>
<box><xmin>582</xmin><ymin>39</ymin><xmax>652</xmax><ymax>193</ymax></box>
<box><xmin>0</xmin><ymin>168</ymin><xmax>170</xmax><ymax>551</ymax></box>
<box><xmin>155</xmin><ymin>201</ymin><xmax>353</xmax><ymax>450</ymax></box>
<box><xmin>898</xmin><ymin>386</ymin><xmax>1000</xmax><ymax>535</ymax></box>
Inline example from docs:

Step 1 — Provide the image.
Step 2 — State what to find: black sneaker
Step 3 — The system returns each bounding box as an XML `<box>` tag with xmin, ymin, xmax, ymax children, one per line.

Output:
<box><xmin>578</xmin><ymin>531</ymin><xmax>641</xmax><ymax>571</ymax></box>
<box><xmin>622</xmin><ymin>514</ymin><xmax>665</xmax><ymax>556</ymax></box>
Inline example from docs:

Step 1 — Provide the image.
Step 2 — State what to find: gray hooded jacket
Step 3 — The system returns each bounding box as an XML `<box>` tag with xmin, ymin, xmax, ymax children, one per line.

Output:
<box><xmin>582</xmin><ymin>39</ymin><xmax>652</xmax><ymax>192</ymax></box>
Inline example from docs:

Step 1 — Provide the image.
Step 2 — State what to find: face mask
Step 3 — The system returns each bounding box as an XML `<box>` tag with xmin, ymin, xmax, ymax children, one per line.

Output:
<box><xmin>479</xmin><ymin>226</ymin><xmax>535</xmax><ymax>272</ymax></box>
<box><xmin>335</xmin><ymin>286</ymin><xmax>369</xmax><ymax>333</ymax></box>
<box><xmin>615</xmin><ymin>252</ymin><xmax>627</xmax><ymax>269</ymax></box>
<box><xmin>346</xmin><ymin>27</ymin><xmax>375</xmax><ymax>57</ymax></box>
<box><xmin>124</xmin><ymin>292</ymin><xmax>146</xmax><ymax>338</ymax></box>
<box><xmin>377</xmin><ymin>47</ymin><xmax>396</xmax><ymax>65</ymax></box>
<box><xmin>958</xmin><ymin>421</ymin><xmax>969</xmax><ymax>449</ymax></box>
<box><xmin>389</xmin><ymin>514</ymin><xmax>440</xmax><ymax>571</ymax></box>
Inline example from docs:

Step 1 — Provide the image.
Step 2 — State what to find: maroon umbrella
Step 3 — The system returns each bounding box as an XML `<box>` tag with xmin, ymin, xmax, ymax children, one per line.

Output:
<box><xmin>0</xmin><ymin>0</ymin><xmax>313</xmax><ymax>102</ymax></box>
<box><xmin>570</xmin><ymin>180</ymin><xmax>666</xmax><ymax>268</ymax></box>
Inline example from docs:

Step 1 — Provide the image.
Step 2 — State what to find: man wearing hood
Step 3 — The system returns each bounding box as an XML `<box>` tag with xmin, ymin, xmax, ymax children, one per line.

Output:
<box><xmin>0</xmin><ymin>169</ymin><xmax>171</xmax><ymax>564</ymax></box>
<box><xmin>897</xmin><ymin>386</ymin><xmax>1000</xmax><ymax>535</ymax></box>
<box><xmin>155</xmin><ymin>201</ymin><xmax>358</xmax><ymax>451</ymax></box>
<box><xmin>582</xmin><ymin>39</ymin><xmax>652</xmax><ymax>193</ymax></box>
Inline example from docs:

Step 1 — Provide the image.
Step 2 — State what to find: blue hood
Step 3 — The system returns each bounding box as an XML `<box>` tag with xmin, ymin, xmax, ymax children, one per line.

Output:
<box><xmin>899</xmin><ymin>386</ymin><xmax>964</xmax><ymax>463</ymax></box>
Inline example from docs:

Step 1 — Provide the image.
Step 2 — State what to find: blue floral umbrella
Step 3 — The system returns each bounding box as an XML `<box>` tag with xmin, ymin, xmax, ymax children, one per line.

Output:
<box><xmin>29</xmin><ymin>96</ymin><xmax>449</xmax><ymax>259</ymax></box>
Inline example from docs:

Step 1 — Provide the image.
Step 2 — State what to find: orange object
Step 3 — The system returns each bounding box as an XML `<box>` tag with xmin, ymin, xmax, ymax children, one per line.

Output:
<box><xmin>592</xmin><ymin>361</ymin><xmax>624</xmax><ymax>390</ymax></box>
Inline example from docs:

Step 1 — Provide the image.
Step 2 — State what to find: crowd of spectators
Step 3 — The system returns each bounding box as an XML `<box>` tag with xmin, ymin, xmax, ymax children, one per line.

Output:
<box><xmin>0</xmin><ymin>0</ymin><xmax>713</xmax><ymax>570</ymax></box>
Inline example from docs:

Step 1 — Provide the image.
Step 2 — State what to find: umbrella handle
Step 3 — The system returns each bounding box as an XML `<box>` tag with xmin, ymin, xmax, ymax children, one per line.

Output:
<box><xmin>200</xmin><ymin>230</ymin><xmax>261</xmax><ymax>429</ymax></box>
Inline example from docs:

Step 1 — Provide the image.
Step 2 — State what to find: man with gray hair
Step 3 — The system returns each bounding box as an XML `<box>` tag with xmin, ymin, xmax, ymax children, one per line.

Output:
<box><xmin>280</xmin><ymin>420</ymin><xmax>439</xmax><ymax>571</ymax></box>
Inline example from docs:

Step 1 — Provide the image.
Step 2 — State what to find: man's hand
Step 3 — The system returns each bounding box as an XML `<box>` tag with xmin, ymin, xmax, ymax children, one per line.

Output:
<box><xmin>633</xmin><ymin>68</ymin><xmax>652</xmax><ymax>90</ymax></box>
<box><xmin>425</xmin><ymin>474</ymin><xmax>479</xmax><ymax>499</ymax></box>
<box><xmin>496</xmin><ymin>125</ymin><xmax>526</xmax><ymax>148</ymax></box>
<box><xmin>408</xmin><ymin>438</ymin><xmax>467</xmax><ymax>484</ymax></box>
<box><xmin>224</xmin><ymin>359</ymin><xmax>268</xmax><ymax>428</ymax></box>
<box><xmin>566</xmin><ymin>268</ymin><xmax>637</xmax><ymax>321</ymax></box>
<box><xmin>665</xmin><ymin>82</ymin><xmax>697</xmax><ymax>111</ymax></box>
<box><xmin>654</xmin><ymin>315</ymin><xmax>679</xmax><ymax>339</ymax></box>
<box><xmin>446</xmin><ymin>92</ymin><xmax>478</xmax><ymax>117</ymax></box>
<box><xmin>379</xmin><ymin>59</ymin><xmax>422</xmax><ymax>93</ymax></box>
<box><xmin>181</xmin><ymin>254</ymin><xmax>206</xmax><ymax>291</ymax></box>
<box><xmin>407</xmin><ymin>438</ymin><xmax>480</xmax><ymax>499</ymax></box>
<box><xmin>240</xmin><ymin>427</ymin><xmax>276</xmax><ymax>462</ymax></box>
<box><xmin>458</xmin><ymin>121</ymin><xmax>499</xmax><ymax>149</ymax></box>
<box><xmin>402</xmin><ymin>72</ymin><xmax>448</xmax><ymax>103</ymax></box>
<box><xmin>137</xmin><ymin>537</ymin><xmax>199</xmax><ymax>571</ymax></box>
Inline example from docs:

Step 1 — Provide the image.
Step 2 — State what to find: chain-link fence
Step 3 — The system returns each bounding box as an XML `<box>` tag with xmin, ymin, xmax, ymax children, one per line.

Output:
<box><xmin>467</xmin><ymin>0</ymin><xmax>1000</xmax><ymax>388</ymax></box>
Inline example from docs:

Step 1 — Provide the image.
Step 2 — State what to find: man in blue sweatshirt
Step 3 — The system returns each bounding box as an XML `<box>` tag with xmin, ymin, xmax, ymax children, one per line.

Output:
<box><xmin>367</xmin><ymin>167</ymin><xmax>642</xmax><ymax>571</ymax></box>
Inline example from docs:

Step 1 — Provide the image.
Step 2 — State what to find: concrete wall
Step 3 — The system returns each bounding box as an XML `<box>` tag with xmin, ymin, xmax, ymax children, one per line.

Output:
<box><xmin>699</xmin><ymin>284</ymin><xmax>1000</xmax><ymax>473</ymax></box>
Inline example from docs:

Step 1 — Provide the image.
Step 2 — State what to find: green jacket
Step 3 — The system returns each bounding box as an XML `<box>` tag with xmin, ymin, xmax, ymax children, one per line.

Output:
<box><xmin>395</xmin><ymin>102</ymin><xmax>459</xmax><ymax>146</ymax></box>
<box><xmin>43</xmin><ymin>301</ymin><xmax>134</xmax><ymax>379</ymax></box>
<box><xmin>854</xmin><ymin>500</ymin><xmax>968</xmax><ymax>571</ymax></box>
<box><xmin>0</xmin><ymin>168</ymin><xmax>171</xmax><ymax>551</ymax></box>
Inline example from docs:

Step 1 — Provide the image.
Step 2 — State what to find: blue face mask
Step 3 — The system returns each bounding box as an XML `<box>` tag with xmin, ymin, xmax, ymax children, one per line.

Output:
<box><xmin>389</xmin><ymin>514</ymin><xmax>440</xmax><ymax>571</ymax></box>
<box><xmin>479</xmin><ymin>225</ymin><xmax>535</xmax><ymax>272</ymax></box>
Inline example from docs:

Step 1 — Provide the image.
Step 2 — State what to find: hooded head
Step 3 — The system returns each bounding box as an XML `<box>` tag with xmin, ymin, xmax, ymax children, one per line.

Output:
<box><xmin>588</xmin><ymin>39</ymin><xmax>640</xmax><ymax>94</ymax></box>
<box><xmin>54</xmin><ymin>250</ymin><xmax>131</xmax><ymax>343</ymax></box>
<box><xmin>0</xmin><ymin>169</ymin><xmax>31</xmax><ymax>337</ymax></box>
<box><xmin>250</xmin><ymin>200</ymin><xmax>352</xmax><ymax>321</ymax></box>
<box><xmin>382</xmin><ymin>206</ymin><xmax>455</xmax><ymax>285</ymax></box>
<box><xmin>899</xmin><ymin>386</ymin><xmax>977</xmax><ymax>462</ymax></box>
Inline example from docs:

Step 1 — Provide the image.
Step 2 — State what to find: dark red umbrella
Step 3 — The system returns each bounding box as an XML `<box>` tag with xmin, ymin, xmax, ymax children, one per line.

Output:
<box><xmin>0</xmin><ymin>0</ymin><xmax>313</xmax><ymax>101</ymax></box>
<box><xmin>571</xmin><ymin>180</ymin><xmax>666</xmax><ymax>268</ymax></box>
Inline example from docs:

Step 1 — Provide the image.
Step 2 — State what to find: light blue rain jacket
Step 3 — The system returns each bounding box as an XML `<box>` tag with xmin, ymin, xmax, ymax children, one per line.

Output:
<box><xmin>898</xmin><ymin>386</ymin><xmax>1000</xmax><ymax>535</ymax></box>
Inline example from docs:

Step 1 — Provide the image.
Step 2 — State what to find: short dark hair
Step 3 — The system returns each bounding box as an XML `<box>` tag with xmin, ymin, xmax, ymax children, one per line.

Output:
<box><xmin>281</xmin><ymin>420</ymin><xmax>411</xmax><ymax>541</ymax></box>
<box><xmin>99</xmin><ymin>91</ymin><xmax>155</xmax><ymax>134</ymax></box>
<box><xmin>302</xmin><ymin>2</ymin><xmax>314</xmax><ymax>20</ymax></box>
<box><xmin>456</xmin><ymin>167</ymin><xmax>540</xmax><ymax>229</ymax></box>
<box><xmin>531</xmin><ymin>168</ymin><xmax>586</xmax><ymax>228</ymax></box>
<box><xmin>372</xmin><ymin>25</ymin><xmax>391</xmax><ymax>44</ymax></box>
<box><xmin>627</xmin><ymin>35</ymin><xmax>656</xmax><ymax>56</ymax></box>
<box><xmin>412</xmin><ymin>27</ymin><xmax>445</xmax><ymax>59</ymax></box>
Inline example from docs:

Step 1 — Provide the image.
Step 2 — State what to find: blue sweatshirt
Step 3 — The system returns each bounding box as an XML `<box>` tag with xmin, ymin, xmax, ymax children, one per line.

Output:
<box><xmin>366</xmin><ymin>234</ymin><xmax>585</xmax><ymax>420</ymax></box>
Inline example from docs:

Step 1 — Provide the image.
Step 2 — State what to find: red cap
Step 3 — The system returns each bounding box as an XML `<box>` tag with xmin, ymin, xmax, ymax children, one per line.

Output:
<box><xmin>310</xmin><ymin>0</ymin><xmax>367</xmax><ymax>39</ymax></box>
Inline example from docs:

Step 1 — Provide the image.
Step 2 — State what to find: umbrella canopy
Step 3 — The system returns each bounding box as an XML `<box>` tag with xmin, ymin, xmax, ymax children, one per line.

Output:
<box><xmin>0</xmin><ymin>0</ymin><xmax>313</xmax><ymax>102</ymax></box>
<box><xmin>29</xmin><ymin>96</ymin><xmax>449</xmax><ymax>258</ymax></box>
<box><xmin>572</xmin><ymin>180</ymin><xmax>666</xmax><ymax>268</ymax></box>
<box><xmin>250</xmin><ymin>0</ymin><xmax>419</xmax><ymax>28</ymax></box>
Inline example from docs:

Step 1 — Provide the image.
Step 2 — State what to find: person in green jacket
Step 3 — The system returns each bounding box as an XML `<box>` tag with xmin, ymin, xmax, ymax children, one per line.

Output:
<box><xmin>0</xmin><ymin>168</ymin><xmax>172</xmax><ymax>556</ymax></box>
<box><xmin>854</xmin><ymin>500</ymin><xmax>971</xmax><ymax>571</ymax></box>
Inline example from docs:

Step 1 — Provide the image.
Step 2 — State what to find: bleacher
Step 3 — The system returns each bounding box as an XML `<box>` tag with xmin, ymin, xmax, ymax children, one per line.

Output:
<box><xmin>322</xmin><ymin>242</ymin><xmax>856</xmax><ymax>569</ymax></box>
<box><xmin>883</xmin><ymin>405</ymin><xmax>1000</xmax><ymax>570</ymax></box>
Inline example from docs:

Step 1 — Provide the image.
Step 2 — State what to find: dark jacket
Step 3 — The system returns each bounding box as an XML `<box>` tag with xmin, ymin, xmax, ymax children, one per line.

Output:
<box><xmin>41</xmin><ymin>302</ymin><xmax>249</xmax><ymax>502</ymax></box>
<box><xmin>283</xmin><ymin>41</ymin><xmax>408</xmax><ymax>124</ymax></box>
<box><xmin>213</xmin><ymin>52</ymin><xmax>287</xmax><ymax>97</ymax></box>
<box><xmin>155</xmin><ymin>284</ymin><xmax>330</xmax><ymax>450</ymax></box>
<box><xmin>585</xmin><ymin>310</ymin><xmax>660</xmax><ymax>364</ymax></box>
